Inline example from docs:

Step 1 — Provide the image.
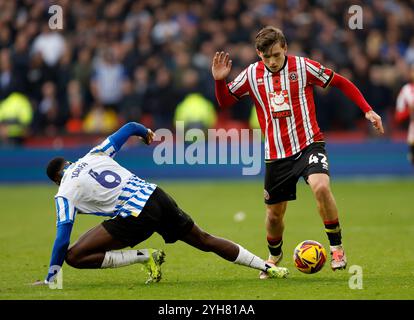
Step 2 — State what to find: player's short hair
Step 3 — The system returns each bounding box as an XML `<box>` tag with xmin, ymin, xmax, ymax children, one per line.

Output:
<box><xmin>255</xmin><ymin>26</ymin><xmax>287</xmax><ymax>53</ymax></box>
<box><xmin>46</xmin><ymin>157</ymin><xmax>66</xmax><ymax>182</ymax></box>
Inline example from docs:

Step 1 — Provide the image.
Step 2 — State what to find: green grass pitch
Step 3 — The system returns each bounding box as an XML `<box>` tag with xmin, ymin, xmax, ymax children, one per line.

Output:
<box><xmin>0</xmin><ymin>179</ymin><xmax>413</xmax><ymax>300</ymax></box>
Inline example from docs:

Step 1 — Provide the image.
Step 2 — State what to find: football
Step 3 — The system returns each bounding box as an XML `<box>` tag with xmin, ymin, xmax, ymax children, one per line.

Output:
<box><xmin>293</xmin><ymin>240</ymin><xmax>327</xmax><ymax>274</ymax></box>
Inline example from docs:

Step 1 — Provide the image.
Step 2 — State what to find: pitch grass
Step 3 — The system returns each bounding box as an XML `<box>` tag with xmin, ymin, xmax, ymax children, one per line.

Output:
<box><xmin>0</xmin><ymin>179</ymin><xmax>413</xmax><ymax>300</ymax></box>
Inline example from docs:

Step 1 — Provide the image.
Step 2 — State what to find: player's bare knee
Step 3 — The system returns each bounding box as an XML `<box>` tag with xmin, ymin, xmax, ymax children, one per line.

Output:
<box><xmin>266</xmin><ymin>214</ymin><xmax>283</xmax><ymax>226</ymax></box>
<box><xmin>312</xmin><ymin>182</ymin><xmax>331</xmax><ymax>200</ymax></box>
<box><xmin>65</xmin><ymin>248</ymin><xmax>82</xmax><ymax>268</ymax></box>
<box><xmin>266</xmin><ymin>206</ymin><xmax>285</xmax><ymax>220</ymax></box>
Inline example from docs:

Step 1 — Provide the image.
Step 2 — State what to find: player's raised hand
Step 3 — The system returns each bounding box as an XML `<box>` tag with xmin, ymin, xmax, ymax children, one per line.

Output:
<box><xmin>212</xmin><ymin>51</ymin><xmax>232</xmax><ymax>80</ymax></box>
<box><xmin>144</xmin><ymin>128</ymin><xmax>156</xmax><ymax>145</ymax></box>
<box><xmin>365</xmin><ymin>110</ymin><xmax>384</xmax><ymax>134</ymax></box>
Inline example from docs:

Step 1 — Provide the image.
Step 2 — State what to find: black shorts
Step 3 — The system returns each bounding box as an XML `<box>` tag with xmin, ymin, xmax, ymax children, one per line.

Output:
<box><xmin>264</xmin><ymin>142</ymin><xmax>330</xmax><ymax>205</ymax></box>
<box><xmin>102</xmin><ymin>187</ymin><xmax>194</xmax><ymax>247</ymax></box>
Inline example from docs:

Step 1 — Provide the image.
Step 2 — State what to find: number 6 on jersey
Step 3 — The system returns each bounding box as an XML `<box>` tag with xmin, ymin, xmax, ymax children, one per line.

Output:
<box><xmin>88</xmin><ymin>169</ymin><xmax>122</xmax><ymax>189</ymax></box>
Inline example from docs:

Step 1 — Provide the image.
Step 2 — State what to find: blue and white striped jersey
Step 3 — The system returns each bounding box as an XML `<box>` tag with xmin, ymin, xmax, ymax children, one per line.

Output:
<box><xmin>54</xmin><ymin>138</ymin><xmax>157</xmax><ymax>226</ymax></box>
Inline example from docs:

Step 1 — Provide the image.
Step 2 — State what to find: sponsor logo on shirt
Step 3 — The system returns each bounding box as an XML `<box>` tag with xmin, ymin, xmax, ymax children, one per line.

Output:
<box><xmin>268</xmin><ymin>90</ymin><xmax>292</xmax><ymax>118</ymax></box>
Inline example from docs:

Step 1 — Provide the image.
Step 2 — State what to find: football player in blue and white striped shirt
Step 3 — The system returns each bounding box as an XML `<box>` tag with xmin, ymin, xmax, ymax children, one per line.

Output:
<box><xmin>32</xmin><ymin>122</ymin><xmax>289</xmax><ymax>286</ymax></box>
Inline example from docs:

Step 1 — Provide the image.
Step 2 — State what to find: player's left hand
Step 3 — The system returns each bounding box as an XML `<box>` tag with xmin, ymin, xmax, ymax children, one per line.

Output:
<box><xmin>144</xmin><ymin>129</ymin><xmax>156</xmax><ymax>145</ymax></box>
<box><xmin>365</xmin><ymin>110</ymin><xmax>384</xmax><ymax>134</ymax></box>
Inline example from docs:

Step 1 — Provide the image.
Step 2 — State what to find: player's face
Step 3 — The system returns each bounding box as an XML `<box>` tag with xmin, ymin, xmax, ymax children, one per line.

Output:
<box><xmin>257</xmin><ymin>43</ymin><xmax>287</xmax><ymax>73</ymax></box>
<box><xmin>56</xmin><ymin>160</ymin><xmax>73</xmax><ymax>185</ymax></box>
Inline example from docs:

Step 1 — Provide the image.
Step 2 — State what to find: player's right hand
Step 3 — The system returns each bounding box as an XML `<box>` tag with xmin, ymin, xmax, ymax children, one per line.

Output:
<box><xmin>212</xmin><ymin>51</ymin><xmax>232</xmax><ymax>80</ymax></box>
<box><xmin>30</xmin><ymin>279</ymin><xmax>48</xmax><ymax>286</ymax></box>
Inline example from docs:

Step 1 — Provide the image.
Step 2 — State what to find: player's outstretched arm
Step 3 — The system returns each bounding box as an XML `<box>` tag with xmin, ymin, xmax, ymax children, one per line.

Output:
<box><xmin>329</xmin><ymin>73</ymin><xmax>384</xmax><ymax>134</ymax></box>
<box><xmin>109</xmin><ymin>122</ymin><xmax>155</xmax><ymax>151</ymax></box>
<box><xmin>32</xmin><ymin>223</ymin><xmax>73</xmax><ymax>286</ymax></box>
<box><xmin>89</xmin><ymin>122</ymin><xmax>155</xmax><ymax>158</ymax></box>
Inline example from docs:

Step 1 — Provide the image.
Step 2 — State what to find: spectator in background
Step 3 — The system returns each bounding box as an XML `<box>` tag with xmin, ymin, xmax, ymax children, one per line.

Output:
<box><xmin>83</xmin><ymin>103</ymin><xmax>118</xmax><ymax>134</ymax></box>
<box><xmin>146</xmin><ymin>67</ymin><xmax>179</xmax><ymax>129</ymax></box>
<box><xmin>404</xmin><ymin>38</ymin><xmax>414</xmax><ymax>65</ymax></box>
<box><xmin>0</xmin><ymin>49</ymin><xmax>18</xmax><ymax>100</ymax></box>
<box><xmin>31</xmin><ymin>24</ymin><xmax>66</xmax><ymax>68</ymax></box>
<box><xmin>72</xmin><ymin>48</ymin><xmax>93</xmax><ymax>106</ymax></box>
<box><xmin>123</xmin><ymin>65</ymin><xmax>152</xmax><ymax>126</ymax></box>
<box><xmin>119</xmin><ymin>79</ymin><xmax>143</xmax><ymax>125</ymax></box>
<box><xmin>65</xmin><ymin>80</ymin><xmax>85</xmax><ymax>134</ymax></box>
<box><xmin>33</xmin><ymin>81</ymin><xmax>62</xmax><ymax>136</ymax></box>
<box><xmin>174</xmin><ymin>68</ymin><xmax>216</xmax><ymax>130</ymax></box>
<box><xmin>0</xmin><ymin>21</ymin><xmax>12</xmax><ymax>49</ymax></box>
<box><xmin>172</xmin><ymin>49</ymin><xmax>193</xmax><ymax>89</ymax></box>
<box><xmin>10</xmin><ymin>32</ymin><xmax>30</xmax><ymax>93</ymax></box>
<box><xmin>90</xmin><ymin>48</ymin><xmax>128</xmax><ymax>112</ymax></box>
<box><xmin>367</xmin><ymin>66</ymin><xmax>393</xmax><ymax>128</ymax></box>
<box><xmin>151</xmin><ymin>7</ymin><xmax>181</xmax><ymax>45</ymax></box>
<box><xmin>56</xmin><ymin>47</ymin><xmax>73</xmax><ymax>112</ymax></box>
<box><xmin>31</xmin><ymin>23</ymin><xmax>66</xmax><ymax>83</ymax></box>
<box><xmin>26</xmin><ymin>52</ymin><xmax>47</xmax><ymax>104</ymax></box>
<box><xmin>174</xmin><ymin>92</ymin><xmax>217</xmax><ymax>131</ymax></box>
<box><xmin>0</xmin><ymin>0</ymin><xmax>411</xmax><ymax>140</ymax></box>
<box><xmin>0</xmin><ymin>91</ymin><xmax>32</xmax><ymax>145</ymax></box>
<box><xmin>132</xmin><ymin>66</ymin><xmax>150</xmax><ymax>98</ymax></box>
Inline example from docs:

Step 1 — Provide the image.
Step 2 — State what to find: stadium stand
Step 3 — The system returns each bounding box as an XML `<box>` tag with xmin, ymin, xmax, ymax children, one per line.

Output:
<box><xmin>0</xmin><ymin>0</ymin><xmax>413</xmax><ymax>147</ymax></box>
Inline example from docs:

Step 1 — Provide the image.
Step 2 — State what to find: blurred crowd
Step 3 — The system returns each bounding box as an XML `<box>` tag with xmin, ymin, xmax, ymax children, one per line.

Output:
<box><xmin>0</xmin><ymin>0</ymin><xmax>413</xmax><ymax>145</ymax></box>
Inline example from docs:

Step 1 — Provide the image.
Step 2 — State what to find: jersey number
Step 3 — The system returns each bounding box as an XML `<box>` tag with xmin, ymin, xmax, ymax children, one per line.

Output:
<box><xmin>88</xmin><ymin>169</ymin><xmax>121</xmax><ymax>189</ymax></box>
<box><xmin>309</xmin><ymin>153</ymin><xmax>328</xmax><ymax>165</ymax></box>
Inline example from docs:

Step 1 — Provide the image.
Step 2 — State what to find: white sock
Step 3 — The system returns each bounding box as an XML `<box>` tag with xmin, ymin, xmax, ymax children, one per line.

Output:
<box><xmin>330</xmin><ymin>245</ymin><xmax>343</xmax><ymax>251</ymax></box>
<box><xmin>101</xmin><ymin>249</ymin><xmax>150</xmax><ymax>268</ymax></box>
<box><xmin>233</xmin><ymin>245</ymin><xmax>269</xmax><ymax>272</ymax></box>
<box><xmin>269</xmin><ymin>253</ymin><xmax>282</xmax><ymax>262</ymax></box>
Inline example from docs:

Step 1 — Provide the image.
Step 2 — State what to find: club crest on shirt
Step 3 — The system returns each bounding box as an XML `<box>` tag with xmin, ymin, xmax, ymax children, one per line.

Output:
<box><xmin>289</xmin><ymin>72</ymin><xmax>298</xmax><ymax>82</ymax></box>
<box><xmin>268</xmin><ymin>90</ymin><xmax>292</xmax><ymax>118</ymax></box>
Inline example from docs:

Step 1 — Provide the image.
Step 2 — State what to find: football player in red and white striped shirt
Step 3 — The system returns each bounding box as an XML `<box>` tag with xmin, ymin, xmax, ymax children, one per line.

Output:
<box><xmin>212</xmin><ymin>26</ymin><xmax>384</xmax><ymax>278</ymax></box>
<box><xmin>395</xmin><ymin>64</ymin><xmax>414</xmax><ymax>165</ymax></box>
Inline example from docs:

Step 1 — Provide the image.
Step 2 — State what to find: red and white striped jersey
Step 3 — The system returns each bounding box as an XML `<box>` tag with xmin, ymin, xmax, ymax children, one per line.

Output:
<box><xmin>228</xmin><ymin>55</ymin><xmax>334</xmax><ymax>160</ymax></box>
<box><xmin>396</xmin><ymin>82</ymin><xmax>414</xmax><ymax>144</ymax></box>
<box><xmin>396</xmin><ymin>83</ymin><xmax>414</xmax><ymax>113</ymax></box>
